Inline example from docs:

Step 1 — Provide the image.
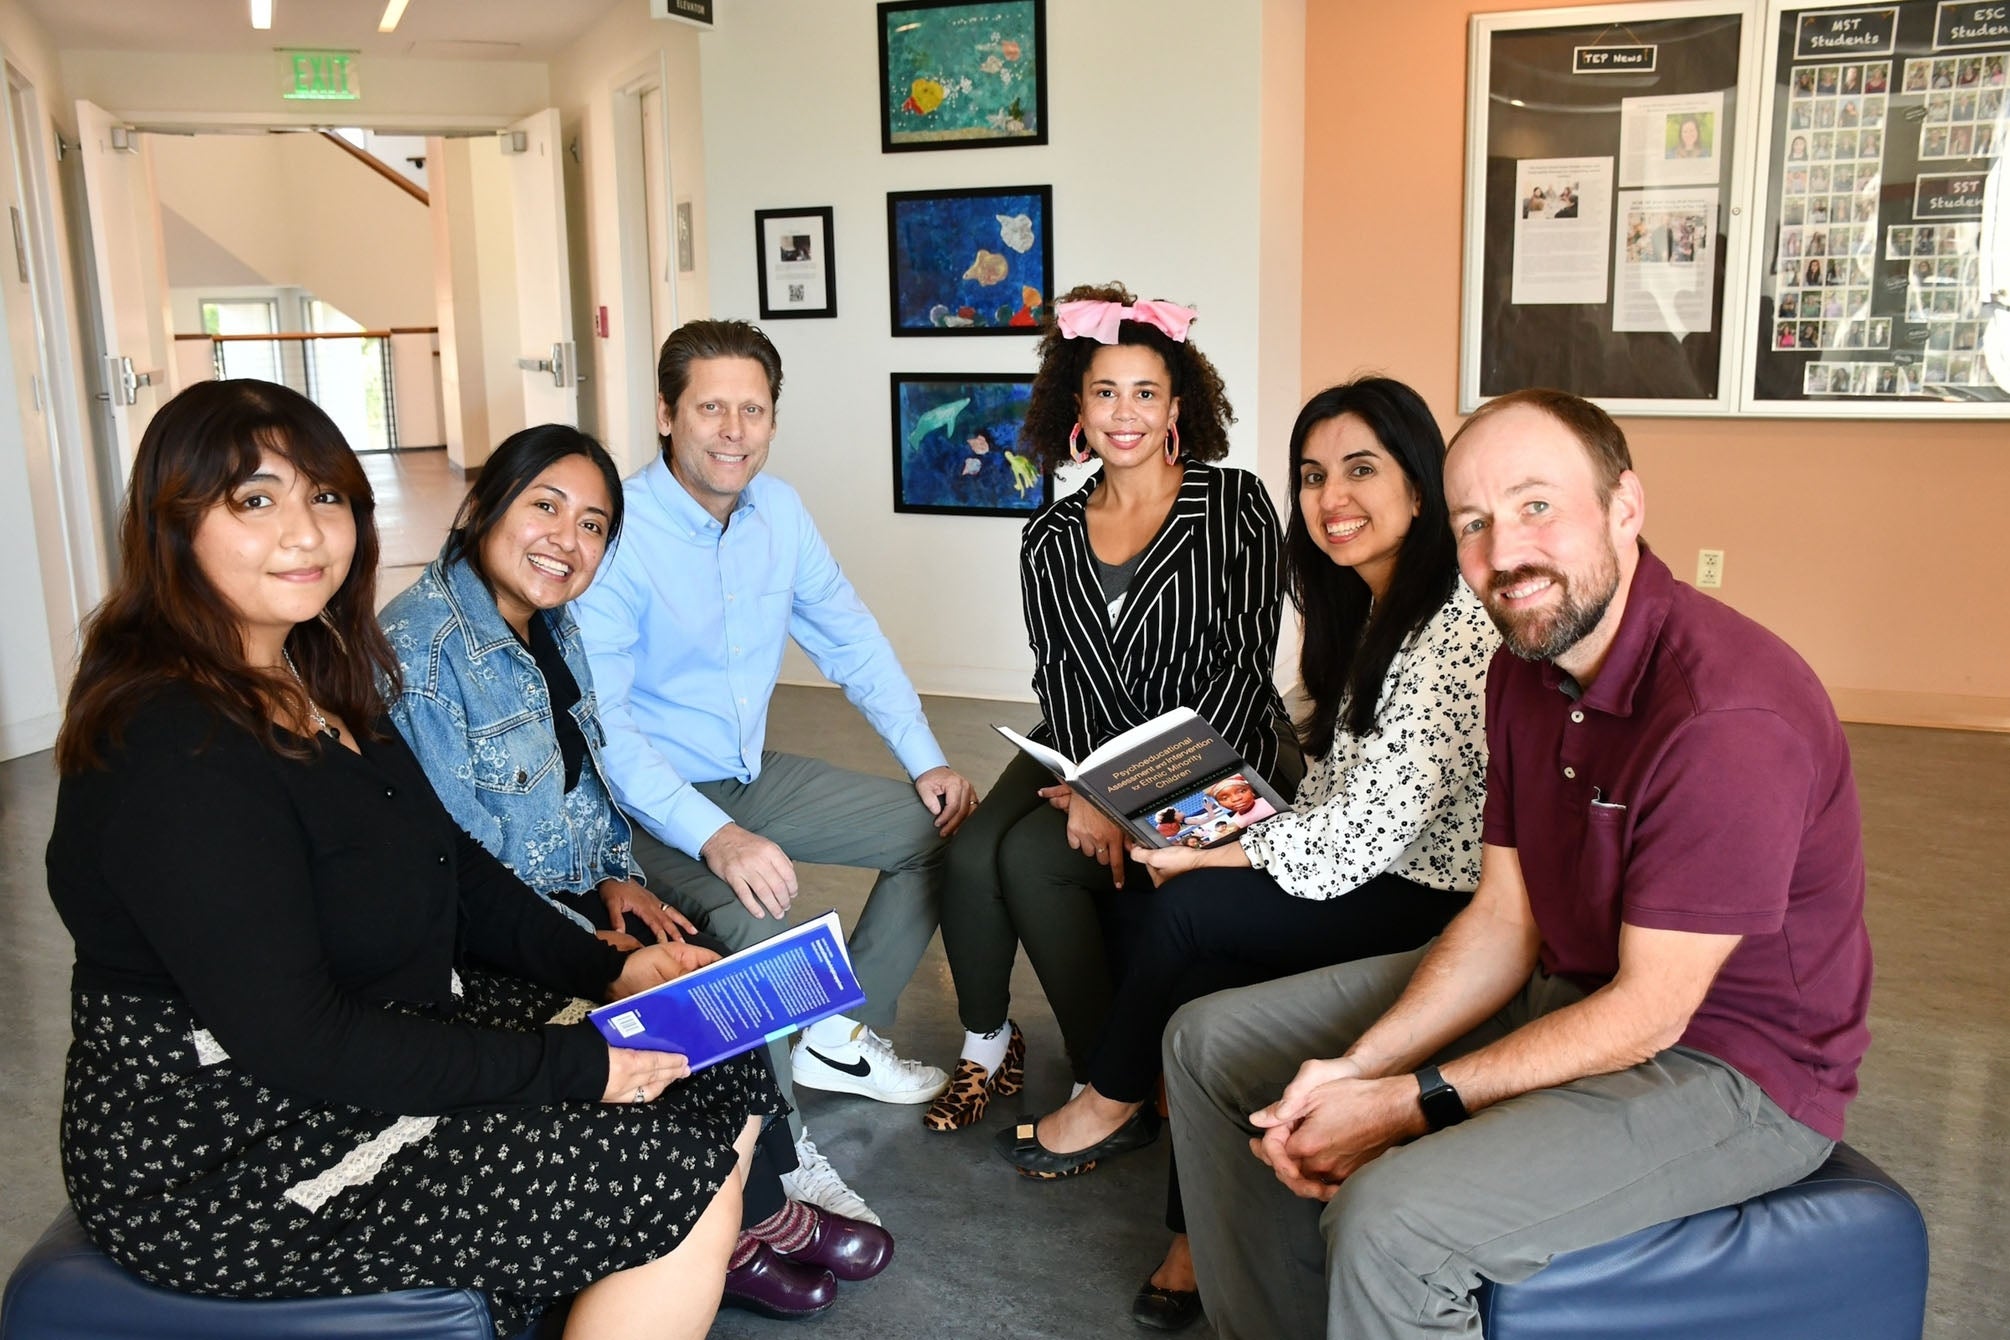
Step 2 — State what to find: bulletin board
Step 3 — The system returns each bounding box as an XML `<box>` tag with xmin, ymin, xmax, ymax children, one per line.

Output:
<box><xmin>1742</xmin><ymin>0</ymin><xmax>2010</xmax><ymax>415</ymax></box>
<box><xmin>1461</xmin><ymin>2</ymin><xmax>1761</xmax><ymax>414</ymax></box>
<box><xmin>1463</xmin><ymin>0</ymin><xmax>2009</xmax><ymax>417</ymax></box>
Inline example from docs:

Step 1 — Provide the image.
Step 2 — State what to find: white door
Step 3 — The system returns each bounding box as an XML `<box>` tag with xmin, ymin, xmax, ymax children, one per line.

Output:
<box><xmin>74</xmin><ymin>99</ymin><xmax>169</xmax><ymax>490</ymax></box>
<box><xmin>503</xmin><ymin>108</ymin><xmax>577</xmax><ymax>428</ymax></box>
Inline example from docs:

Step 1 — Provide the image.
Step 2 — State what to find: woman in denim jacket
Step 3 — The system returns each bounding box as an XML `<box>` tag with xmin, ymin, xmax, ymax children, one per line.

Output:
<box><xmin>382</xmin><ymin>425</ymin><xmax>690</xmax><ymax>946</ymax></box>
<box><xmin>381</xmin><ymin>423</ymin><xmax>896</xmax><ymax>1317</ymax></box>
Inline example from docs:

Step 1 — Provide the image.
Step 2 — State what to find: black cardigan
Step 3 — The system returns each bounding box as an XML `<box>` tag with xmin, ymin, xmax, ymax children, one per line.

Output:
<box><xmin>46</xmin><ymin>685</ymin><xmax>626</xmax><ymax>1115</ymax></box>
<box><xmin>1019</xmin><ymin>461</ymin><xmax>1285</xmax><ymax>774</ymax></box>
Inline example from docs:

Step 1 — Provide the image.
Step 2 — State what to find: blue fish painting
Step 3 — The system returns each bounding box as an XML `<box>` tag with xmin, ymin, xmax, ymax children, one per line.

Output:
<box><xmin>887</xmin><ymin>185</ymin><xmax>1053</xmax><ymax>336</ymax></box>
<box><xmin>890</xmin><ymin>373</ymin><xmax>1046</xmax><ymax>516</ymax></box>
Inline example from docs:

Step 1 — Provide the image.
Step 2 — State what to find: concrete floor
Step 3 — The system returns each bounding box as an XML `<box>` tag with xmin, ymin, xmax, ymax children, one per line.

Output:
<box><xmin>3</xmin><ymin>447</ymin><xmax>2004</xmax><ymax>1335</ymax></box>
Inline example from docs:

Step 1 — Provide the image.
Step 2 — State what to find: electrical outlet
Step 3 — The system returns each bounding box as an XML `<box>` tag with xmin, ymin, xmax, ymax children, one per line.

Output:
<box><xmin>1696</xmin><ymin>549</ymin><xmax>1725</xmax><ymax>589</ymax></box>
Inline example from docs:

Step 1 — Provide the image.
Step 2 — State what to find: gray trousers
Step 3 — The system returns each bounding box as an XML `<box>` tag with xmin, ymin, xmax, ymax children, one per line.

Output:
<box><xmin>627</xmin><ymin>751</ymin><xmax>946</xmax><ymax>1138</ymax></box>
<box><xmin>1164</xmin><ymin>944</ymin><xmax>1835</xmax><ymax>1340</ymax></box>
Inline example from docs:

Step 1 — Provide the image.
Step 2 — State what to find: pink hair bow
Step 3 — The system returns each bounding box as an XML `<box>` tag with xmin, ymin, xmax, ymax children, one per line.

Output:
<box><xmin>1053</xmin><ymin>298</ymin><xmax>1196</xmax><ymax>345</ymax></box>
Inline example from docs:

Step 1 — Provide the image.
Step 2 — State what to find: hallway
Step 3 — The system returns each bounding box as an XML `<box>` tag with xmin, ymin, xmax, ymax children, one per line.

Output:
<box><xmin>363</xmin><ymin>446</ymin><xmax>473</xmax><ymax>605</ymax></box>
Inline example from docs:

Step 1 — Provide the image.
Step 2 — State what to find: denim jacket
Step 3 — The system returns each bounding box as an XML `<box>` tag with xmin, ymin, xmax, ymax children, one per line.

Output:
<box><xmin>382</xmin><ymin>554</ymin><xmax>638</xmax><ymax>926</ymax></box>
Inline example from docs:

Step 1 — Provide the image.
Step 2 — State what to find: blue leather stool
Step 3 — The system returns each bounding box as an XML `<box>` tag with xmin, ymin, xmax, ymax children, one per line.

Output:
<box><xmin>1476</xmin><ymin>1142</ymin><xmax>1928</xmax><ymax>1339</ymax></box>
<box><xmin>1</xmin><ymin>1208</ymin><xmax>548</xmax><ymax>1340</ymax></box>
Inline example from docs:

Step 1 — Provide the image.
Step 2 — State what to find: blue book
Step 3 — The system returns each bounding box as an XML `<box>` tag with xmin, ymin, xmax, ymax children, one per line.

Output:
<box><xmin>589</xmin><ymin>909</ymin><xmax>866</xmax><ymax>1071</ymax></box>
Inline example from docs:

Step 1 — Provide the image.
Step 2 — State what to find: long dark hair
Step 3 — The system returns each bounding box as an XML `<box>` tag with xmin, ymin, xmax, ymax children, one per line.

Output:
<box><xmin>442</xmin><ymin>423</ymin><xmax>626</xmax><ymax>589</ymax></box>
<box><xmin>1286</xmin><ymin>377</ymin><xmax>1458</xmax><ymax>756</ymax></box>
<box><xmin>56</xmin><ymin>379</ymin><xmax>396</xmax><ymax>772</ymax></box>
<box><xmin>1020</xmin><ymin>282</ymin><xmax>1234</xmax><ymax>472</ymax></box>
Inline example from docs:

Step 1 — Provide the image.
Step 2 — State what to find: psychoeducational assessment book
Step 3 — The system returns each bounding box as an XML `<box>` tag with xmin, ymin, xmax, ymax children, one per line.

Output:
<box><xmin>994</xmin><ymin>708</ymin><xmax>1292</xmax><ymax>852</ymax></box>
<box><xmin>589</xmin><ymin>910</ymin><xmax>866</xmax><ymax>1070</ymax></box>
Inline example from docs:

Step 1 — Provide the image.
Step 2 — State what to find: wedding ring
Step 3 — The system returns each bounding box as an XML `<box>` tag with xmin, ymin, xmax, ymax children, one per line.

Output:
<box><xmin>635</xmin><ymin>1087</ymin><xmax>647</xmax><ymax>1104</ymax></box>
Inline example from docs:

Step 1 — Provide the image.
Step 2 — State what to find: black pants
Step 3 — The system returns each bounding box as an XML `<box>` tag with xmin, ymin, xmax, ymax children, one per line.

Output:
<box><xmin>938</xmin><ymin>751</ymin><xmax>1157</xmax><ymax>1079</ymax></box>
<box><xmin>556</xmin><ymin>893</ymin><xmax>795</xmax><ymax>1228</ymax></box>
<box><xmin>1085</xmin><ymin>865</ymin><xmax>1469</xmax><ymax>1232</ymax></box>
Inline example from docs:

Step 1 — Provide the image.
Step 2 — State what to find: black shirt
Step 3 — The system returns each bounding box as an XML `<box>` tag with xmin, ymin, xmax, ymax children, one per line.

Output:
<box><xmin>526</xmin><ymin>610</ymin><xmax>587</xmax><ymax>793</ymax></box>
<box><xmin>45</xmin><ymin>685</ymin><xmax>626</xmax><ymax>1115</ymax></box>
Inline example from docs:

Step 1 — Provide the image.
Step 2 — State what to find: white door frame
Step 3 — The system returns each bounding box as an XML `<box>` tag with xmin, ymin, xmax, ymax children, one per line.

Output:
<box><xmin>611</xmin><ymin>53</ymin><xmax>679</xmax><ymax>472</ymax></box>
<box><xmin>2</xmin><ymin>55</ymin><xmax>104</xmax><ymax>682</ymax></box>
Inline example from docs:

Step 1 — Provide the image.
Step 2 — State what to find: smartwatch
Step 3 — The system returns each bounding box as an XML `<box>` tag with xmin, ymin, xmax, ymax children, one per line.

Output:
<box><xmin>1414</xmin><ymin>1065</ymin><xmax>1469</xmax><ymax>1132</ymax></box>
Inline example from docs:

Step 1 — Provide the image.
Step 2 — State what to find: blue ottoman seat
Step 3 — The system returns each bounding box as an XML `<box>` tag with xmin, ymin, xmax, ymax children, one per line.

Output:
<box><xmin>1</xmin><ymin>1208</ymin><xmax>544</xmax><ymax>1340</ymax></box>
<box><xmin>1477</xmin><ymin>1141</ymin><xmax>1928</xmax><ymax>1339</ymax></box>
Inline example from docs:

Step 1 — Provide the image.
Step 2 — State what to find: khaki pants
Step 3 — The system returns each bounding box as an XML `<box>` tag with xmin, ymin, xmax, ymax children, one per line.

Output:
<box><xmin>1164</xmin><ymin>944</ymin><xmax>1835</xmax><ymax>1339</ymax></box>
<box><xmin>627</xmin><ymin>750</ymin><xmax>946</xmax><ymax>1137</ymax></box>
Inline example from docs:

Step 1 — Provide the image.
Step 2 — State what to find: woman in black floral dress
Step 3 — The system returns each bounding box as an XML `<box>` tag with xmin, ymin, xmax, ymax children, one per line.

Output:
<box><xmin>1001</xmin><ymin>377</ymin><xmax>1502</xmax><ymax>1332</ymax></box>
<box><xmin>45</xmin><ymin>381</ymin><xmax>788</xmax><ymax>1339</ymax></box>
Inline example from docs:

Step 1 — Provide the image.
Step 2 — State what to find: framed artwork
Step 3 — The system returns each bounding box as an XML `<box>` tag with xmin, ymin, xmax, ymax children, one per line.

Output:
<box><xmin>889</xmin><ymin>372</ymin><xmax>1048</xmax><ymax>517</ymax></box>
<box><xmin>754</xmin><ymin>206</ymin><xmax>836</xmax><ymax>320</ymax></box>
<box><xmin>886</xmin><ymin>184</ymin><xmax>1052</xmax><ymax>336</ymax></box>
<box><xmin>877</xmin><ymin>0</ymin><xmax>1047</xmax><ymax>152</ymax></box>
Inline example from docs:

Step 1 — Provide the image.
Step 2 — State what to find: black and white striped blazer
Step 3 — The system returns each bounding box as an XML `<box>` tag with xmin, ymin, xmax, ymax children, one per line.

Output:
<box><xmin>1019</xmin><ymin>461</ymin><xmax>1285</xmax><ymax>776</ymax></box>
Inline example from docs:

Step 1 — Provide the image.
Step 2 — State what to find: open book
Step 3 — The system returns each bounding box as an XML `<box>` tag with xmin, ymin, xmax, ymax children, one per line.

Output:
<box><xmin>995</xmin><ymin>708</ymin><xmax>1291</xmax><ymax>852</ymax></box>
<box><xmin>589</xmin><ymin>910</ymin><xmax>866</xmax><ymax>1071</ymax></box>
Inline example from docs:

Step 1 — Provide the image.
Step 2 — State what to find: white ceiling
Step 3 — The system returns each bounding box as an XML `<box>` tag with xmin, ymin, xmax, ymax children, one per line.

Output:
<box><xmin>19</xmin><ymin>0</ymin><xmax>629</xmax><ymax>61</ymax></box>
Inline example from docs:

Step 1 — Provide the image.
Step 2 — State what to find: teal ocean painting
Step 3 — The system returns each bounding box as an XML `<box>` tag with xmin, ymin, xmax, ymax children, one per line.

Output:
<box><xmin>878</xmin><ymin>1</ymin><xmax>1047</xmax><ymax>151</ymax></box>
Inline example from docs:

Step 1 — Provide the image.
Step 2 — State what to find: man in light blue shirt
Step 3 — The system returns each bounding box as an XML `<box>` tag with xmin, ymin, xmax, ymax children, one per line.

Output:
<box><xmin>576</xmin><ymin>319</ymin><xmax>977</xmax><ymax>1224</ymax></box>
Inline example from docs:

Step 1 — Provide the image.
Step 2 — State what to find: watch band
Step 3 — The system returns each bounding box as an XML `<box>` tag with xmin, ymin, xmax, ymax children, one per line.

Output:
<box><xmin>1414</xmin><ymin>1064</ymin><xmax>1470</xmax><ymax>1132</ymax></box>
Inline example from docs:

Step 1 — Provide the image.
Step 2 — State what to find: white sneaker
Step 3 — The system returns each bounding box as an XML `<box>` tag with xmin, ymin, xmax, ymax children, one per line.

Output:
<box><xmin>792</xmin><ymin>1024</ymin><xmax>951</xmax><ymax>1104</ymax></box>
<box><xmin>780</xmin><ymin>1132</ymin><xmax>881</xmax><ymax>1226</ymax></box>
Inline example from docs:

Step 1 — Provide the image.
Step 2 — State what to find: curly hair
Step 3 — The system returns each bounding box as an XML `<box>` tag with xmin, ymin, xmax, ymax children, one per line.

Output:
<box><xmin>1020</xmin><ymin>282</ymin><xmax>1235</xmax><ymax>472</ymax></box>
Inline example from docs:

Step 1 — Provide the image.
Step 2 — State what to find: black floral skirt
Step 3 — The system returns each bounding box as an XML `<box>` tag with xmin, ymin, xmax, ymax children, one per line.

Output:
<box><xmin>62</xmin><ymin>972</ymin><xmax>782</xmax><ymax>1337</ymax></box>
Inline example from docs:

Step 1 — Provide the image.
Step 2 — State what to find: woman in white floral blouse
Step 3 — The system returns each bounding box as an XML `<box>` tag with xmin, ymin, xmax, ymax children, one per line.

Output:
<box><xmin>997</xmin><ymin>377</ymin><xmax>1500</xmax><ymax>1332</ymax></box>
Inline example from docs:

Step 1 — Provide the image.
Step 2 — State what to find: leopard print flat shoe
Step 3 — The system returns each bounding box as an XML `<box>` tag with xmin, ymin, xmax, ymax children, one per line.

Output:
<box><xmin>921</xmin><ymin>1022</ymin><xmax>1024</xmax><ymax>1131</ymax></box>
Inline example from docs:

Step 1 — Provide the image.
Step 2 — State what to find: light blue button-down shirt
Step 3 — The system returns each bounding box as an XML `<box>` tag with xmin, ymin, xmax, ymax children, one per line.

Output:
<box><xmin>574</xmin><ymin>457</ymin><xmax>948</xmax><ymax>858</ymax></box>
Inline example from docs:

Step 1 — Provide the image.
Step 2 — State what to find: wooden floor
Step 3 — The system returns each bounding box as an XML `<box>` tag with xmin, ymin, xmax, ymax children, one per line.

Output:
<box><xmin>361</xmin><ymin>446</ymin><xmax>471</xmax><ymax>607</ymax></box>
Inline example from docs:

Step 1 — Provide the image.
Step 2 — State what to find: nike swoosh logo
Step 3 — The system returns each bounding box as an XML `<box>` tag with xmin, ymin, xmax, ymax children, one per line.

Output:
<box><xmin>806</xmin><ymin>1048</ymin><xmax>872</xmax><ymax>1078</ymax></box>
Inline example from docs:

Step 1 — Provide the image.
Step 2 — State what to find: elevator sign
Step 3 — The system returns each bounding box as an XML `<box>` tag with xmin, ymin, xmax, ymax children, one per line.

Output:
<box><xmin>280</xmin><ymin>50</ymin><xmax>361</xmax><ymax>101</ymax></box>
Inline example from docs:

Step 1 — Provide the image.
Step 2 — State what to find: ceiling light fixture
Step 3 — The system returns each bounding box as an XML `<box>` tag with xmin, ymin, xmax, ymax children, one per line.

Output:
<box><xmin>250</xmin><ymin>0</ymin><xmax>273</xmax><ymax>30</ymax></box>
<box><xmin>378</xmin><ymin>0</ymin><xmax>411</xmax><ymax>33</ymax></box>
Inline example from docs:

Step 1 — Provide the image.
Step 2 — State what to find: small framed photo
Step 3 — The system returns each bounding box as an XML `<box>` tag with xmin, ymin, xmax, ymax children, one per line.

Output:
<box><xmin>754</xmin><ymin>206</ymin><xmax>836</xmax><ymax>320</ymax></box>
<box><xmin>889</xmin><ymin>371</ymin><xmax>1048</xmax><ymax>517</ymax></box>
<box><xmin>877</xmin><ymin>0</ymin><xmax>1047</xmax><ymax>153</ymax></box>
<box><xmin>886</xmin><ymin>184</ymin><xmax>1052</xmax><ymax>336</ymax></box>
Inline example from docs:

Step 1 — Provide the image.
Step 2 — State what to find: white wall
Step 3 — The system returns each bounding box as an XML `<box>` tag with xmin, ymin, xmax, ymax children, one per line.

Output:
<box><xmin>430</xmin><ymin>134</ymin><xmax>523</xmax><ymax>469</ymax></box>
<box><xmin>549</xmin><ymin>2</ymin><xmax>711</xmax><ymax>472</ymax></box>
<box><xmin>58</xmin><ymin>49</ymin><xmax>549</xmax><ymax>130</ymax></box>
<box><xmin>699</xmin><ymin>0</ymin><xmax>1277</xmax><ymax>702</ymax></box>
<box><xmin>0</xmin><ymin>0</ymin><xmax>92</xmax><ymax>759</ymax></box>
<box><xmin>151</xmin><ymin>133</ymin><xmax>434</xmax><ymax>330</ymax></box>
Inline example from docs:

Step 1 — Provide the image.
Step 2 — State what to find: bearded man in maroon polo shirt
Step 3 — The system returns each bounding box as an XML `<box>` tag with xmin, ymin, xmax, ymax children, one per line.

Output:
<box><xmin>1164</xmin><ymin>387</ymin><xmax>1872</xmax><ymax>1340</ymax></box>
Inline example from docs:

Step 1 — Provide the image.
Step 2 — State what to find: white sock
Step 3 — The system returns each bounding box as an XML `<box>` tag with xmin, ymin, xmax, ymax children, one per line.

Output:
<box><xmin>1070</xmin><ymin>1081</ymin><xmax>1087</xmax><ymax>1100</ymax></box>
<box><xmin>962</xmin><ymin>1023</ymin><xmax>1011</xmax><ymax>1075</ymax></box>
<box><xmin>802</xmin><ymin>1014</ymin><xmax>860</xmax><ymax>1048</ymax></box>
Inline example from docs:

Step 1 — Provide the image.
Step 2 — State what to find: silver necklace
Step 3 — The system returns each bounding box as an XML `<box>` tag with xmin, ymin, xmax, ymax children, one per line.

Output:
<box><xmin>280</xmin><ymin>649</ymin><xmax>338</xmax><ymax>739</ymax></box>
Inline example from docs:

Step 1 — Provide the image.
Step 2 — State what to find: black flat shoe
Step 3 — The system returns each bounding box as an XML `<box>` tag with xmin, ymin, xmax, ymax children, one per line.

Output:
<box><xmin>993</xmin><ymin>1109</ymin><xmax>1160</xmax><ymax>1180</ymax></box>
<box><xmin>1131</xmin><ymin>1277</ymin><xmax>1203</xmax><ymax>1331</ymax></box>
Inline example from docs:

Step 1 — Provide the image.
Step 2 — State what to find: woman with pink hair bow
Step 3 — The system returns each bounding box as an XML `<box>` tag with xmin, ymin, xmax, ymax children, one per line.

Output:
<box><xmin>925</xmin><ymin>281</ymin><xmax>1293</xmax><ymax>1142</ymax></box>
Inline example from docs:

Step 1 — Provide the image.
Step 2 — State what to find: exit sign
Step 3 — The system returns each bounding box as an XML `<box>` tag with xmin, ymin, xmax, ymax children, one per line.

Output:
<box><xmin>280</xmin><ymin>50</ymin><xmax>361</xmax><ymax>101</ymax></box>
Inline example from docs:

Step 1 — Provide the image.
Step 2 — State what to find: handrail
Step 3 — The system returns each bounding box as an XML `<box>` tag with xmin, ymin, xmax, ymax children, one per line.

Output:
<box><xmin>176</xmin><ymin>328</ymin><xmax>439</xmax><ymax>343</ymax></box>
<box><xmin>316</xmin><ymin>131</ymin><xmax>430</xmax><ymax>207</ymax></box>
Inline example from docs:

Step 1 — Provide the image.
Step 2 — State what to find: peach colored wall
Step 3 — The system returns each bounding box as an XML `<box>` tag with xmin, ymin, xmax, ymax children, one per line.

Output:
<box><xmin>1302</xmin><ymin>0</ymin><xmax>2010</xmax><ymax>730</ymax></box>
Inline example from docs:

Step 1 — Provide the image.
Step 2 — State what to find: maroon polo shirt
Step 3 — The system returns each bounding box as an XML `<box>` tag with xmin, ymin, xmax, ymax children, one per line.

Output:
<box><xmin>1482</xmin><ymin>546</ymin><xmax>1871</xmax><ymax>1140</ymax></box>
